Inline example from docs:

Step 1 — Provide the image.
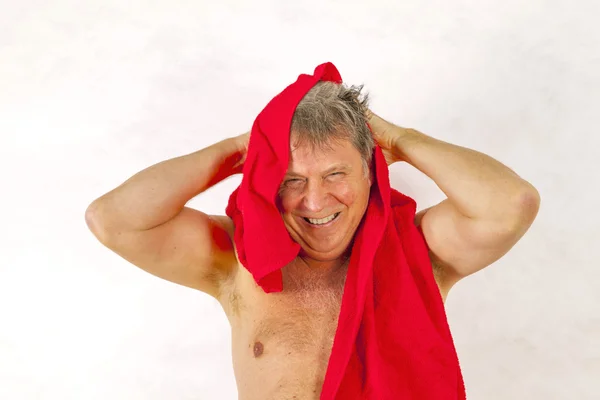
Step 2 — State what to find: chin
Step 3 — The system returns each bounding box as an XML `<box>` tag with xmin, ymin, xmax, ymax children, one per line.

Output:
<box><xmin>298</xmin><ymin>233</ymin><xmax>355</xmax><ymax>260</ymax></box>
<box><xmin>298</xmin><ymin>245</ymin><xmax>346</xmax><ymax>261</ymax></box>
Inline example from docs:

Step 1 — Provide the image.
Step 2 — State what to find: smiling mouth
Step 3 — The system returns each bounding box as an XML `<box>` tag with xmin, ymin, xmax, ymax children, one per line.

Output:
<box><xmin>303</xmin><ymin>212</ymin><xmax>341</xmax><ymax>226</ymax></box>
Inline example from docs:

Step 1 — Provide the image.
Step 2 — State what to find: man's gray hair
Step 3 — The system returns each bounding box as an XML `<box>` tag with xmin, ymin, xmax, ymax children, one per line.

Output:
<box><xmin>290</xmin><ymin>81</ymin><xmax>375</xmax><ymax>177</ymax></box>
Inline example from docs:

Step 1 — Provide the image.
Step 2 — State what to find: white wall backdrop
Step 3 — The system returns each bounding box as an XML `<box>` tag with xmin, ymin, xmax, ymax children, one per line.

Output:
<box><xmin>1</xmin><ymin>1</ymin><xmax>598</xmax><ymax>399</ymax></box>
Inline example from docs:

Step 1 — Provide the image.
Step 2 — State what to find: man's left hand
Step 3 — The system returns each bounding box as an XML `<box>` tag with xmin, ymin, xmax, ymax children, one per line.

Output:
<box><xmin>365</xmin><ymin>109</ymin><xmax>411</xmax><ymax>166</ymax></box>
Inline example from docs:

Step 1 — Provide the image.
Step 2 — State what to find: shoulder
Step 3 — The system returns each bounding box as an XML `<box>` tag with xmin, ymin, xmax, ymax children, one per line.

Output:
<box><xmin>210</xmin><ymin>214</ymin><xmax>235</xmax><ymax>239</ymax></box>
<box><xmin>209</xmin><ymin>215</ymin><xmax>238</xmax><ymax>279</ymax></box>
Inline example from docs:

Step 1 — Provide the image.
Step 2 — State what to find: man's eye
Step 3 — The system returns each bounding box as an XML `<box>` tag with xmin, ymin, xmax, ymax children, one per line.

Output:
<box><xmin>284</xmin><ymin>178</ymin><xmax>303</xmax><ymax>186</ymax></box>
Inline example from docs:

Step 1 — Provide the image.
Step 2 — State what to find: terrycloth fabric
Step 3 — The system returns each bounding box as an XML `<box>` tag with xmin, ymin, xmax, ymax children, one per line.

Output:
<box><xmin>225</xmin><ymin>62</ymin><xmax>466</xmax><ymax>400</ymax></box>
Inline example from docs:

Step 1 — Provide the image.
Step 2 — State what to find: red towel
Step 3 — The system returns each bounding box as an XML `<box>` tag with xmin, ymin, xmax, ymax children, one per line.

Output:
<box><xmin>225</xmin><ymin>62</ymin><xmax>466</xmax><ymax>399</ymax></box>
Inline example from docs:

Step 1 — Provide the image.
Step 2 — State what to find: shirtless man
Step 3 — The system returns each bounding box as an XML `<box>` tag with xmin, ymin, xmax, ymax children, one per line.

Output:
<box><xmin>85</xmin><ymin>82</ymin><xmax>540</xmax><ymax>399</ymax></box>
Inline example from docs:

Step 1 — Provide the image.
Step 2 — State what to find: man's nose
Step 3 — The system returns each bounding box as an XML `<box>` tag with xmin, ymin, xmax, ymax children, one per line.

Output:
<box><xmin>302</xmin><ymin>180</ymin><xmax>327</xmax><ymax>214</ymax></box>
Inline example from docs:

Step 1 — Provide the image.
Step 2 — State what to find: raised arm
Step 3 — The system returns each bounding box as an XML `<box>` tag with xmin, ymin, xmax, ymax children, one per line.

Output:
<box><xmin>367</xmin><ymin>111</ymin><xmax>540</xmax><ymax>292</ymax></box>
<box><xmin>85</xmin><ymin>132</ymin><xmax>249</xmax><ymax>298</ymax></box>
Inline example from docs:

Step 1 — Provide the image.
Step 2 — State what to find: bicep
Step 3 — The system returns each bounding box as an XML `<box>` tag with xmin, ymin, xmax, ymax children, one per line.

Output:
<box><xmin>98</xmin><ymin>207</ymin><xmax>237</xmax><ymax>298</ymax></box>
<box><xmin>415</xmin><ymin>198</ymin><xmax>529</xmax><ymax>286</ymax></box>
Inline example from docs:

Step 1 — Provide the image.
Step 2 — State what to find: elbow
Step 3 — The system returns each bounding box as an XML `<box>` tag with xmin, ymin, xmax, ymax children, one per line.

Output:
<box><xmin>85</xmin><ymin>200</ymin><xmax>112</xmax><ymax>244</ymax></box>
<box><xmin>516</xmin><ymin>183</ymin><xmax>541</xmax><ymax>221</ymax></box>
<box><xmin>506</xmin><ymin>183</ymin><xmax>541</xmax><ymax>233</ymax></box>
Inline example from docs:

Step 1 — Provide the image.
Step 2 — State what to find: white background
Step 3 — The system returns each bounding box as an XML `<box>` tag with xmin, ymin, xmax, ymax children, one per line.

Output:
<box><xmin>1</xmin><ymin>1</ymin><xmax>599</xmax><ymax>399</ymax></box>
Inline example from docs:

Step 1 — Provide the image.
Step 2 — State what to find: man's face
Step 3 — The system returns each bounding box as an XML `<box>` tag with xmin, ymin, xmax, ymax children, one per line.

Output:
<box><xmin>277</xmin><ymin>136</ymin><xmax>372</xmax><ymax>262</ymax></box>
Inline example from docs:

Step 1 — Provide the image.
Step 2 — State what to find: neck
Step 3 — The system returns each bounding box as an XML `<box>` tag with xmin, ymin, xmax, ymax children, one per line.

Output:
<box><xmin>283</xmin><ymin>250</ymin><xmax>350</xmax><ymax>286</ymax></box>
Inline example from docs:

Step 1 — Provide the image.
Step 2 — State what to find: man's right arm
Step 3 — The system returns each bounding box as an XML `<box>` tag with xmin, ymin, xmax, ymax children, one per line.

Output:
<box><xmin>85</xmin><ymin>133</ymin><xmax>249</xmax><ymax>299</ymax></box>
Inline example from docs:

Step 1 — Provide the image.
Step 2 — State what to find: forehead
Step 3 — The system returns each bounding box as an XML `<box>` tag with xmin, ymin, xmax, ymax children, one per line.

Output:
<box><xmin>286</xmin><ymin>137</ymin><xmax>361</xmax><ymax>175</ymax></box>
<box><xmin>289</xmin><ymin>136</ymin><xmax>358</xmax><ymax>160</ymax></box>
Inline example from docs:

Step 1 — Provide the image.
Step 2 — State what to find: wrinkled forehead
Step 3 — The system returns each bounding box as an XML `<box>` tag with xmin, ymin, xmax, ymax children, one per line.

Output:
<box><xmin>286</xmin><ymin>137</ymin><xmax>362</xmax><ymax>175</ymax></box>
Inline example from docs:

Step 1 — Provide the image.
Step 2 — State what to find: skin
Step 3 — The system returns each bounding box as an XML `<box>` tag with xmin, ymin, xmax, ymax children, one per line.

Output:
<box><xmin>219</xmin><ymin>115</ymin><xmax>539</xmax><ymax>398</ymax></box>
<box><xmin>87</xmin><ymin>109</ymin><xmax>540</xmax><ymax>399</ymax></box>
<box><xmin>218</xmin><ymin>136</ymin><xmax>377</xmax><ymax>398</ymax></box>
<box><xmin>277</xmin><ymin>134</ymin><xmax>372</xmax><ymax>274</ymax></box>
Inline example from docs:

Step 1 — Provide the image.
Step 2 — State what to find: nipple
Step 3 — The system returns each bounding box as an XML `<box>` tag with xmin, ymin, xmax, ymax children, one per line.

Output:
<box><xmin>253</xmin><ymin>341</ymin><xmax>264</xmax><ymax>358</ymax></box>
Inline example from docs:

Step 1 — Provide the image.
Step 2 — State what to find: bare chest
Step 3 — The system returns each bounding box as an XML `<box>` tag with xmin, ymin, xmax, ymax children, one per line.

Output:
<box><xmin>220</xmin><ymin>266</ymin><xmax>345</xmax><ymax>400</ymax></box>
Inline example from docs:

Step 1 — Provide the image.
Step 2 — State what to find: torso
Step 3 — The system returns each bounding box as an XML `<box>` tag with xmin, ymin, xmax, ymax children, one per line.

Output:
<box><xmin>218</xmin><ymin>260</ymin><xmax>347</xmax><ymax>400</ymax></box>
<box><xmin>215</xmin><ymin>221</ymin><xmax>449</xmax><ymax>400</ymax></box>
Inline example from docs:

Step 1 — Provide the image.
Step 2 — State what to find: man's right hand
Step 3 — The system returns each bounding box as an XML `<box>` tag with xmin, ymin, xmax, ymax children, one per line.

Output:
<box><xmin>231</xmin><ymin>131</ymin><xmax>250</xmax><ymax>174</ymax></box>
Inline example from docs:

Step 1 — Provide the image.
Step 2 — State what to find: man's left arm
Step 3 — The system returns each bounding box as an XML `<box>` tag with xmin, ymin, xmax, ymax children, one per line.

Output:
<box><xmin>368</xmin><ymin>112</ymin><xmax>541</xmax><ymax>291</ymax></box>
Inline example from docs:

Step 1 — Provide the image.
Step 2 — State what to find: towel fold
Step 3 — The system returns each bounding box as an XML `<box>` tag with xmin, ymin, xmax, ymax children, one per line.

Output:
<box><xmin>225</xmin><ymin>62</ymin><xmax>466</xmax><ymax>399</ymax></box>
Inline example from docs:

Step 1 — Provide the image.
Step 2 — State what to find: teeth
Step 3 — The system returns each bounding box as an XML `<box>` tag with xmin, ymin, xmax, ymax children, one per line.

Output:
<box><xmin>306</xmin><ymin>213</ymin><xmax>338</xmax><ymax>225</ymax></box>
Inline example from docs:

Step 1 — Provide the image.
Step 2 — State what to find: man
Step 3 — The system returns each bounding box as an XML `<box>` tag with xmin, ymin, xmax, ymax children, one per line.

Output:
<box><xmin>85</xmin><ymin>81</ymin><xmax>540</xmax><ymax>399</ymax></box>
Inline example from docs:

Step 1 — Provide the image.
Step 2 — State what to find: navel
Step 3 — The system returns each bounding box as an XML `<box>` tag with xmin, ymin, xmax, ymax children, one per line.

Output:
<box><xmin>253</xmin><ymin>341</ymin><xmax>264</xmax><ymax>358</ymax></box>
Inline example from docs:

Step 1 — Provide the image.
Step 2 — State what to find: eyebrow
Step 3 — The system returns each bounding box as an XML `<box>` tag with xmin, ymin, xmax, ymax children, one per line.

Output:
<box><xmin>324</xmin><ymin>163</ymin><xmax>352</xmax><ymax>174</ymax></box>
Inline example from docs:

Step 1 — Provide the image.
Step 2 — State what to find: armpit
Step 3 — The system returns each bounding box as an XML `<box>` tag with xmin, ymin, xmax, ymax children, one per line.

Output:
<box><xmin>428</xmin><ymin>251</ymin><xmax>452</xmax><ymax>302</ymax></box>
